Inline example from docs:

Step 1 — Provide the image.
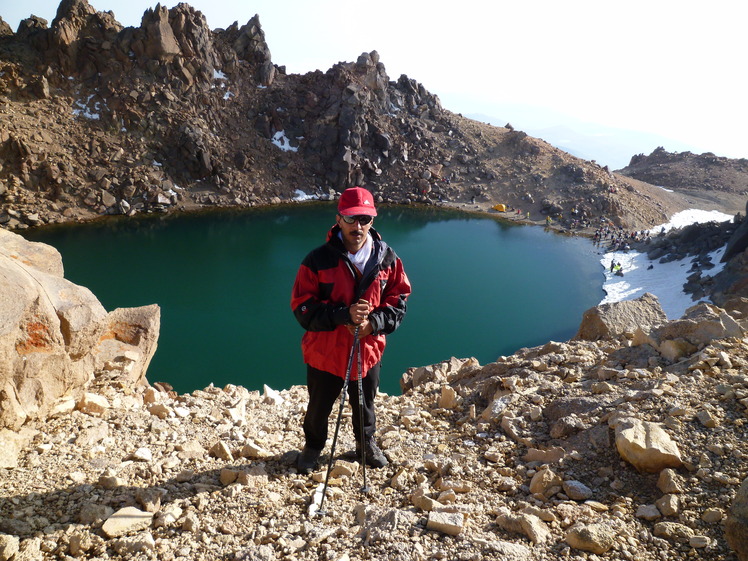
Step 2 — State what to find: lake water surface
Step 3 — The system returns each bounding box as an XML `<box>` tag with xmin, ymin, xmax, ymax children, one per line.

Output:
<box><xmin>23</xmin><ymin>204</ymin><xmax>605</xmax><ymax>395</ymax></box>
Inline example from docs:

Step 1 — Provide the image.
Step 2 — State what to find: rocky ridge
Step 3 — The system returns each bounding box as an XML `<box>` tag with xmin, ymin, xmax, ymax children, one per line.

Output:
<box><xmin>0</xmin><ymin>0</ymin><xmax>710</xmax><ymax>234</ymax></box>
<box><xmin>619</xmin><ymin>147</ymin><xmax>748</xmax><ymax>195</ymax></box>
<box><xmin>617</xmin><ymin>147</ymin><xmax>748</xmax><ymax>218</ymax></box>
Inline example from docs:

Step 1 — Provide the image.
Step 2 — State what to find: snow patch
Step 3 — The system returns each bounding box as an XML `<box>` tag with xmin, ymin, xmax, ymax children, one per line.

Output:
<box><xmin>293</xmin><ymin>190</ymin><xmax>319</xmax><ymax>201</ymax></box>
<box><xmin>600</xmin><ymin>209</ymin><xmax>733</xmax><ymax>319</ymax></box>
<box><xmin>72</xmin><ymin>95</ymin><xmax>101</xmax><ymax>120</ymax></box>
<box><xmin>271</xmin><ymin>131</ymin><xmax>298</xmax><ymax>152</ymax></box>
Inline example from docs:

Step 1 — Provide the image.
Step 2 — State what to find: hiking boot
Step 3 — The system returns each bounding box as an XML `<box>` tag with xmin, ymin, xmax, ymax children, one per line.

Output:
<box><xmin>297</xmin><ymin>445</ymin><xmax>321</xmax><ymax>474</ymax></box>
<box><xmin>356</xmin><ymin>439</ymin><xmax>388</xmax><ymax>468</ymax></box>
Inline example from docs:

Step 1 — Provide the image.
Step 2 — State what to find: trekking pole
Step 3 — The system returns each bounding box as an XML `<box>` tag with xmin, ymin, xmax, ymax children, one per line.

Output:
<box><xmin>356</xmin><ymin>336</ymin><xmax>370</xmax><ymax>494</ymax></box>
<box><xmin>316</xmin><ymin>326</ymin><xmax>360</xmax><ymax>516</ymax></box>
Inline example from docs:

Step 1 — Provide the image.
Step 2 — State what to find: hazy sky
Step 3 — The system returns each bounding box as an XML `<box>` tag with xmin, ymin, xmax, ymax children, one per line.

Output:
<box><xmin>3</xmin><ymin>0</ymin><xmax>746</xmax><ymax>161</ymax></box>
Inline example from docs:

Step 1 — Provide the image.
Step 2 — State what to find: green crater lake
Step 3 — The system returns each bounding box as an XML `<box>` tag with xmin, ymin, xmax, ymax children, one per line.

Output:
<box><xmin>23</xmin><ymin>204</ymin><xmax>605</xmax><ymax>395</ymax></box>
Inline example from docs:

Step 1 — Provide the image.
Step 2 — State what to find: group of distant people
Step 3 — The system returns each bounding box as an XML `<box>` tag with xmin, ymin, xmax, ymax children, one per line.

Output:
<box><xmin>593</xmin><ymin>223</ymin><xmax>654</xmax><ymax>251</ymax></box>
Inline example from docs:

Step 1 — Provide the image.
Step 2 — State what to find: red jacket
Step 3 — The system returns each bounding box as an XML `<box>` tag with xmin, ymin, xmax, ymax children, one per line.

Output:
<box><xmin>291</xmin><ymin>225</ymin><xmax>411</xmax><ymax>379</ymax></box>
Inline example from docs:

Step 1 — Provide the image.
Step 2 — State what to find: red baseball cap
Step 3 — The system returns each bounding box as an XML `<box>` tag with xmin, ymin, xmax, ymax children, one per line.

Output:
<box><xmin>338</xmin><ymin>187</ymin><xmax>377</xmax><ymax>216</ymax></box>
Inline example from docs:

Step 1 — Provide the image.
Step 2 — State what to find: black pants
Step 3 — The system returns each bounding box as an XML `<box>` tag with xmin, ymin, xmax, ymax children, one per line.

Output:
<box><xmin>303</xmin><ymin>363</ymin><xmax>380</xmax><ymax>451</ymax></box>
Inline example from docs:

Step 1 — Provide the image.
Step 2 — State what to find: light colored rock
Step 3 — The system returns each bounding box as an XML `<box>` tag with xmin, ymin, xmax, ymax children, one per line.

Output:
<box><xmin>101</xmin><ymin>506</ymin><xmax>154</xmax><ymax>538</ymax></box>
<box><xmin>130</xmin><ymin>447</ymin><xmax>153</xmax><ymax>462</ymax></box>
<box><xmin>495</xmin><ymin>507</ymin><xmax>551</xmax><ymax>544</ymax></box>
<box><xmin>426</xmin><ymin>511</ymin><xmax>464</xmax><ymax>536</ymax></box>
<box><xmin>529</xmin><ymin>467</ymin><xmax>562</xmax><ymax>496</ymax></box>
<box><xmin>656</xmin><ymin>494</ymin><xmax>680</xmax><ymax>517</ymax></box>
<box><xmin>436</xmin><ymin>489</ymin><xmax>457</xmax><ymax>504</ymax></box>
<box><xmin>0</xmin><ymin>427</ymin><xmax>37</xmax><ymax>469</ymax></box>
<box><xmin>575</xmin><ymin>292</ymin><xmax>667</xmax><ymax>341</ymax></box>
<box><xmin>565</xmin><ymin>522</ymin><xmax>617</xmax><ymax>554</ymax></box>
<box><xmin>92</xmin><ymin>304</ymin><xmax>160</xmax><ymax>385</ymax></box>
<box><xmin>0</xmin><ymin>230</ymin><xmax>160</xmax><ymax>430</ymax></box>
<box><xmin>412</xmin><ymin>492</ymin><xmax>442</xmax><ymax>512</ymax></box>
<box><xmin>153</xmin><ymin>505</ymin><xmax>183</xmax><ymax>528</ymax></box>
<box><xmin>209</xmin><ymin>441</ymin><xmax>234</xmax><ymax>461</ymax></box>
<box><xmin>176</xmin><ymin>440</ymin><xmax>206</xmax><ymax>460</ymax></box>
<box><xmin>330</xmin><ymin>460</ymin><xmax>358</xmax><ymax>478</ymax></box>
<box><xmin>353</xmin><ymin>505</ymin><xmax>418</xmax><ymax>542</ymax></box>
<box><xmin>656</xmin><ymin>338</ymin><xmax>698</xmax><ymax>362</ymax></box>
<box><xmin>481</xmin><ymin>394</ymin><xmax>515</xmax><ymax>421</ymax></box>
<box><xmin>524</xmin><ymin>447</ymin><xmax>565</xmax><ymax>464</ymax></box>
<box><xmin>49</xmin><ymin>397</ymin><xmax>76</xmax><ymax>418</ymax></box>
<box><xmin>76</xmin><ymin>392</ymin><xmax>110</xmax><ymax>416</ymax></box>
<box><xmin>657</xmin><ymin>468</ymin><xmax>685</xmax><ymax>494</ymax></box>
<box><xmin>68</xmin><ymin>531</ymin><xmax>104</xmax><ymax>557</ymax></box>
<box><xmin>240</xmin><ymin>439</ymin><xmax>271</xmax><ymax>459</ymax></box>
<box><xmin>696</xmin><ymin>409</ymin><xmax>719</xmax><ymax>428</ymax></box>
<box><xmin>613</xmin><ymin>418</ymin><xmax>683</xmax><ymax>473</ymax></box>
<box><xmin>226</xmin><ymin>398</ymin><xmax>247</xmax><ymax>424</ymax></box>
<box><xmin>0</xmin><ymin>534</ymin><xmax>20</xmax><ymax>561</ymax></box>
<box><xmin>702</xmin><ymin>507</ymin><xmax>723</xmax><ymax>523</ymax></box>
<box><xmin>148</xmin><ymin>403</ymin><xmax>172</xmax><ymax>419</ymax></box>
<box><xmin>111</xmin><ymin>531</ymin><xmax>156</xmax><ymax>555</ymax></box>
<box><xmin>437</xmin><ymin>385</ymin><xmax>460</xmax><ymax>409</ymax></box>
<box><xmin>654</xmin><ymin>521</ymin><xmax>694</xmax><ymax>541</ymax></box>
<box><xmin>436</xmin><ymin>478</ymin><xmax>470</xmax><ymax>493</ymax></box>
<box><xmin>636</xmin><ymin>504</ymin><xmax>661</xmax><ymax>521</ymax></box>
<box><xmin>563</xmin><ymin>480</ymin><xmax>593</xmax><ymax>501</ymax></box>
<box><xmin>689</xmin><ymin>536</ymin><xmax>710</xmax><ymax>548</ymax></box>
<box><xmin>182</xmin><ymin>512</ymin><xmax>200</xmax><ymax>532</ymax></box>
<box><xmin>641</xmin><ymin>303</ymin><xmax>744</xmax><ymax>361</ymax></box>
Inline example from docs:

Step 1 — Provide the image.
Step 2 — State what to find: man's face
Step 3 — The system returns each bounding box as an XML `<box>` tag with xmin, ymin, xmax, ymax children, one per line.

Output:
<box><xmin>336</xmin><ymin>214</ymin><xmax>373</xmax><ymax>252</ymax></box>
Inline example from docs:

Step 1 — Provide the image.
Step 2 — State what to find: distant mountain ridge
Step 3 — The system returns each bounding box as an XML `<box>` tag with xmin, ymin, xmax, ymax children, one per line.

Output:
<box><xmin>466</xmin><ymin>112</ymin><xmax>701</xmax><ymax>171</ymax></box>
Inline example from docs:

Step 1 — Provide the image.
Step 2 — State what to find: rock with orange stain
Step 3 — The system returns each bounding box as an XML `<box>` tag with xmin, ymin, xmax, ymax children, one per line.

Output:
<box><xmin>0</xmin><ymin>229</ymin><xmax>160</xmax><ymax>432</ymax></box>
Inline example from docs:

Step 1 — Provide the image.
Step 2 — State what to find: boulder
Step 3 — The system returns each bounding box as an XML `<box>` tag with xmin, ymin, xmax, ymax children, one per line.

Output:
<box><xmin>0</xmin><ymin>229</ymin><xmax>159</xmax><ymax>430</ymax></box>
<box><xmin>726</xmin><ymin>477</ymin><xmax>748</xmax><ymax>561</ymax></box>
<box><xmin>612</xmin><ymin>417</ymin><xmax>682</xmax><ymax>473</ymax></box>
<box><xmin>635</xmin><ymin>302</ymin><xmax>743</xmax><ymax>362</ymax></box>
<box><xmin>575</xmin><ymin>293</ymin><xmax>667</xmax><ymax>341</ymax></box>
<box><xmin>495</xmin><ymin>507</ymin><xmax>551</xmax><ymax>544</ymax></box>
<box><xmin>101</xmin><ymin>507</ymin><xmax>154</xmax><ymax>538</ymax></box>
<box><xmin>141</xmin><ymin>5</ymin><xmax>182</xmax><ymax>60</ymax></box>
<box><xmin>565</xmin><ymin>522</ymin><xmax>617</xmax><ymax>554</ymax></box>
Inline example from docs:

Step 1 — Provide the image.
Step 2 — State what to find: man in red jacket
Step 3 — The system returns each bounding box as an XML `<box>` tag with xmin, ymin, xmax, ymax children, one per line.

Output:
<box><xmin>291</xmin><ymin>187</ymin><xmax>412</xmax><ymax>474</ymax></box>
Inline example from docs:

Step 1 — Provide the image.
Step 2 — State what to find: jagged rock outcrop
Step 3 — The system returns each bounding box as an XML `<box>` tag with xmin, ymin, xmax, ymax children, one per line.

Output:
<box><xmin>0</xmin><ymin>17</ymin><xmax>13</xmax><ymax>37</ymax></box>
<box><xmin>0</xmin><ymin>229</ymin><xmax>160</xmax><ymax>432</ymax></box>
